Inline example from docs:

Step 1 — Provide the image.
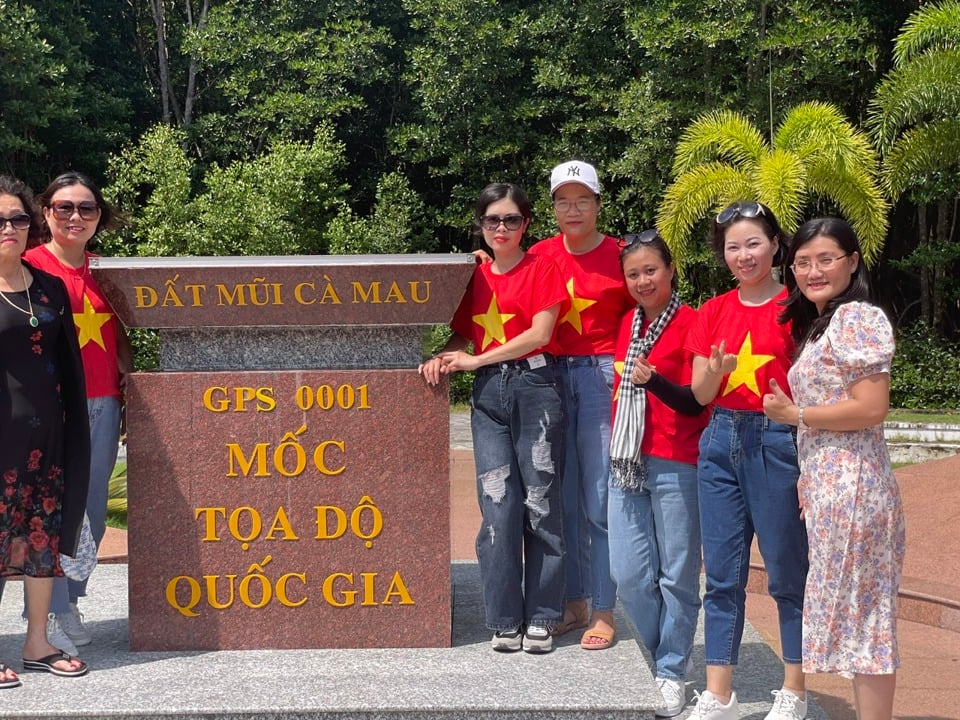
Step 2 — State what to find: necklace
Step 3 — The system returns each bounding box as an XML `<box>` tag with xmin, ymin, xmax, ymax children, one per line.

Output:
<box><xmin>0</xmin><ymin>265</ymin><xmax>39</xmax><ymax>327</ymax></box>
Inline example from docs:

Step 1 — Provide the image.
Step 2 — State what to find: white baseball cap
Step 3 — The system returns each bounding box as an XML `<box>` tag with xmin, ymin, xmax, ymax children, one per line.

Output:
<box><xmin>550</xmin><ymin>160</ymin><xmax>601</xmax><ymax>195</ymax></box>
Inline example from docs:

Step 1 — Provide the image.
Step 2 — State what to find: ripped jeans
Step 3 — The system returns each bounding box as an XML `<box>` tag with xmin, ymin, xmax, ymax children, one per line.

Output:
<box><xmin>471</xmin><ymin>357</ymin><xmax>566</xmax><ymax>631</ymax></box>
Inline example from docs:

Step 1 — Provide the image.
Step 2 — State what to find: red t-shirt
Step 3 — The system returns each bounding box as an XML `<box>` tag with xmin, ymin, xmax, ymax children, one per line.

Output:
<box><xmin>451</xmin><ymin>253</ymin><xmax>566</xmax><ymax>360</ymax></box>
<box><xmin>612</xmin><ymin>305</ymin><xmax>708</xmax><ymax>465</ymax></box>
<box><xmin>25</xmin><ymin>244</ymin><xmax>122</xmax><ymax>400</ymax></box>
<box><xmin>528</xmin><ymin>234</ymin><xmax>633</xmax><ymax>356</ymax></box>
<box><xmin>685</xmin><ymin>288</ymin><xmax>795</xmax><ymax>412</ymax></box>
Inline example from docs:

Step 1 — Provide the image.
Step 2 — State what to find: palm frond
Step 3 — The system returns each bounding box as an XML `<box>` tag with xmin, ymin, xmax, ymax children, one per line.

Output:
<box><xmin>867</xmin><ymin>49</ymin><xmax>960</xmax><ymax>150</ymax></box>
<box><xmin>806</xmin><ymin>164</ymin><xmax>891</xmax><ymax>265</ymax></box>
<box><xmin>882</xmin><ymin>121</ymin><xmax>960</xmax><ymax>200</ymax></box>
<box><xmin>752</xmin><ymin>150</ymin><xmax>807</xmax><ymax>234</ymax></box>
<box><xmin>656</xmin><ymin>163</ymin><xmax>750</xmax><ymax>270</ymax></box>
<box><xmin>671</xmin><ymin>110</ymin><xmax>768</xmax><ymax>176</ymax></box>
<box><xmin>894</xmin><ymin>0</ymin><xmax>960</xmax><ymax>66</ymax></box>
<box><xmin>777</xmin><ymin>102</ymin><xmax>878</xmax><ymax>170</ymax></box>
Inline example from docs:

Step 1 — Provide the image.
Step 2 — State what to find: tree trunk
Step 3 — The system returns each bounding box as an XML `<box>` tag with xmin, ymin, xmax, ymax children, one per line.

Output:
<box><xmin>934</xmin><ymin>198</ymin><xmax>950</xmax><ymax>332</ymax></box>
<box><xmin>182</xmin><ymin>0</ymin><xmax>211</xmax><ymax>131</ymax></box>
<box><xmin>919</xmin><ymin>204</ymin><xmax>931</xmax><ymax>325</ymax></box>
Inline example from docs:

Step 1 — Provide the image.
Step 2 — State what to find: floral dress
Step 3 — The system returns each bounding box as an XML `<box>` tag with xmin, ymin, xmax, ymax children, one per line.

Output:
<box><xmin>0</xmin><ymin>280</ymin><xmax>69</xmax><ymax>578</ymax></box>
<box><xmin>788</xmin><ymin>301</ymin><xmax>906</xmax><ymax>677</ymax></box>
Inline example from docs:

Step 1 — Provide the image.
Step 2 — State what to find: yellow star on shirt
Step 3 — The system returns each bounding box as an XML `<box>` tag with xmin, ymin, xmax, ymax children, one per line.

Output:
<box><xmin>472</xmin><ymin>295</ymin><xmax>515</xmax><ymax>351</ymax></box>
<box><xmin>613</xmin><ymin>360</ymin><xmax>626</xmax><ymax>401</ymax></box>
<box><xmin>722</xmin><ymin>331</ymin><xmax>775</xmax><ymax>397</ymax></box>
<box><xmin>560</xmin><ymin>278</ymin><xmax>597</xmax><ymax>334</ymax></box>
<box><xmin>74</xmin><ymin>293</ymin><xmax>112</xmax><ymax>351</ymax></box>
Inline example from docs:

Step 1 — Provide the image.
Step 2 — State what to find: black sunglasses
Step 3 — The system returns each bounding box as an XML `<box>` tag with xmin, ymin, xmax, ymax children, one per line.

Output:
<box><xmin>618</xmin><ymin>229</ymin><xmax>660</xmax><ymax>249</ymax></box>
<box><xmin>715</xmin><ymin>201</ymin><xmax>766</xmax><ymax>225</ymax></box>
<box><xmin>479</xmin><ymin>214</ymin><xmax>525</xmax><ymax>231</ymax></box>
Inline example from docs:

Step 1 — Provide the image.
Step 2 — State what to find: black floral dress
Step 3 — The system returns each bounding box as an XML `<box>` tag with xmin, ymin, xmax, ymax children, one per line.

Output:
<box><xmin>0</xmin><ymin>267</ymin><xmax>87</xmax><ymax>577</ymax></box>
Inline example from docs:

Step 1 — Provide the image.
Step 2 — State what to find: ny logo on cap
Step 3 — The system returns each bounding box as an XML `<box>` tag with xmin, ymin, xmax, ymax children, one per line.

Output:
<box><xmin>567</xmin><ymin>165</ymin><xmax>581</xmax><ymax>177</ymax></box>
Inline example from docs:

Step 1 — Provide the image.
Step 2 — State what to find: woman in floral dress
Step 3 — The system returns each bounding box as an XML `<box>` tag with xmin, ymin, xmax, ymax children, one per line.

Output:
<box><xmin>763</xmin><ymin>217</ymin><xmax>905</xmax><ymax>720</ymax></box>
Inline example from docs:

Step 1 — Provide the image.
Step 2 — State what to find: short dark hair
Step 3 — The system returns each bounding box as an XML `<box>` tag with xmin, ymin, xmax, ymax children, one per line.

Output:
<box><xmin>39</xmin><ymin>171</ymin><xmax>119</xmax><ymax>244</ymax></box>
<box><xmin>0</xmin><ymin>175</ymin><xmax>43</xmax><ymax>246</ymax></box>
<box><xmin>709</xmin><ymin>200</ymin><xmax>789</xmax><ymax>266</ymax></box>
<box><xmin>779</xmin><ymin>216</ymin><xmax>873</xmax><ymax>351</ymax></box>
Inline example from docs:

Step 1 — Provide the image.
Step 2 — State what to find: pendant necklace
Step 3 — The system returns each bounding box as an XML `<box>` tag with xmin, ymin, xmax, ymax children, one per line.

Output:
<box><xmin>0</xmin><ymin>264</ymin><xmax>39</xmax><ymax>327</ymax></box>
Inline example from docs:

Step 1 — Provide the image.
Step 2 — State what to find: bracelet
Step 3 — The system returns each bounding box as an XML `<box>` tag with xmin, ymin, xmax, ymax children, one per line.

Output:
<box><xmin>797</xmin><ymin>406</ymin><xmax>806</xmax><ymax>427</ymax></box>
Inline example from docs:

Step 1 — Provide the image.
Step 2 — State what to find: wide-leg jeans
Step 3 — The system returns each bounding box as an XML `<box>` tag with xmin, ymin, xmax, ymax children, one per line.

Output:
<box><xmin>609</xmin><ymin>456</ymin><xmax>702</xmax><ymax>680</ymax></box>
<box><xmin>698</xmin><ymin>407</ymin><xmax>808</xmax><ymax>665</ymax></box>
<box><xmin>557</xmin><ymin>355</ymin><xmax>617</xmax><ymax>612</ymax></box>
<box><xmin>471</xmin><ymin>360</ymin><xmax>566</xmax><ymax>630</ymax></box>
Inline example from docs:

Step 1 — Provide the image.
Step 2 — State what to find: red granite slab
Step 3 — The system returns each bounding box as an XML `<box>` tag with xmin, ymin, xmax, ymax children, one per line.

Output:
<box><xmin>126</xmin><ymin>369</ymin><xmax>451</xmax><ymax>650</ymax></box>
<box><xmin>89</xmin><ymin>255</ymin><xmax>476</xmax><ymax>328</ymax></box>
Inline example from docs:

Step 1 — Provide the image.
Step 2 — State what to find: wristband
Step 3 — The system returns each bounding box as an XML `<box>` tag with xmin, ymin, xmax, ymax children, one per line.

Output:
<box><xmin>797</xmin><ymin>406</ymin><xmax>806</xmax><ymax>427</ymax></box>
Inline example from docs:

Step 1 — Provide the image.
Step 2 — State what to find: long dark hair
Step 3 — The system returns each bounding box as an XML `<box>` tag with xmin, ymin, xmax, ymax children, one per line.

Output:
<box><xmin>709</xmin><ymin>200</ymin><xmax>789</xmax><ymax>266</ymax></box>
<box><xmin>472</xmin><ymin>183</ymin><xmax>532</xmax><ymax>248</ymax></box>
<box><xmin>38</xmin><ymin>171</ymin><xmax>119</xmax><ymax>245</ymax></box>
<box><xmin>779</xmin><ymin>217</ymin><xmax>872</xmax><ymax>353</ymax></box>
<box><xmin>0</xmin><ymin>175</ymin><xmax>43</xmax><ymax>246</ymax></box>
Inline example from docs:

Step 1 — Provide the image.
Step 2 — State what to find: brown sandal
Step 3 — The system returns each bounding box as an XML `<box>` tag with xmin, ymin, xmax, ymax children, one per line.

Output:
<box><xmin>580</xmin><ymin>613</ymin><xmax>616</xmax><ymax>650</ymax></box>
<box><xmin>552</xmin><ymin>600</ymin><xmax>589</xmax><ymax>636</ymax></box>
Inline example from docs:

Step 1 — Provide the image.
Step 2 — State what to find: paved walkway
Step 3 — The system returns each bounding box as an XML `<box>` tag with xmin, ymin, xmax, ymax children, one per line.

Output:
<box><xmin>92</xmin><ymin>417</ymin><xmax>960</xmax><ymax>719</ymax></box>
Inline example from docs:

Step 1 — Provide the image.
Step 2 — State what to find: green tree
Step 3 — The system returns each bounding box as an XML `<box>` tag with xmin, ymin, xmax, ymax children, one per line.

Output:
<box><xmin>657</xmin><ymin>102</ymin><xmax>889</xmax><ymax>271</ymax></box>
<box><xmin>867</xmin><ymin>0</ymin><xmax>960</xmax><ymax>332</ymax></box>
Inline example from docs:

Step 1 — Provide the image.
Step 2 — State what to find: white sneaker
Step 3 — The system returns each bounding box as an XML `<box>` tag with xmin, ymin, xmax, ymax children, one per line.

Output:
<box><xmin>56</xmin><ymin>603</ymin><xmax>92</xmax><ymax>646</ymax></box>
<box><xmin>691</xmin><ymin>690</ymin><xmax>738</xmax><ymax>720</ymax></box>
<box><xmin>656</xmin><ymin>677</ymin><xmax>686</xmax><ymax>717</ymax></box>
<box><xmin>522</xmin><ymin>625</ymin><xmax>553</xmax><ymax>654</ymax></box>
<box><xmin>491</xmin><ymin>627</ymin><xmax>523</xmax><ymax>652</ymax></box>
<box><xmin>764</xmin><ymin>689</ymin><xmax>808</xmax><ymax>720</ymax></box>
<box><xmin>46</xmin><ymin>613</ymin><xmax>79</xmax><ymax>656</ymax></box>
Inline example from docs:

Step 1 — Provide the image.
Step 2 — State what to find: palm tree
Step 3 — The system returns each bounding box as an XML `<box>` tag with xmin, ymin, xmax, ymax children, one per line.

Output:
<box><xmin>657</xmin><ymin>102</ymin><xmax>889</xmax><ymax>270</ymax></box>
<box><xmin>867</xmin><ymin>0</ymin><xmax>960</xmax><ymax>331</ymax></box>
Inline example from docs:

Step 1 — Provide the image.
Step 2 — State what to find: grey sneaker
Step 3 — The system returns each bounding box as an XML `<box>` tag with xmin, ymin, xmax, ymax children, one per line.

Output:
<box><xmin>656</xmin><ymin>677</ymin><xmax>686</xmax><ymax>717</ymax></box>
<box><xmin>57</xmin><ymin>603</ymin><xmax>91</xmax><ymax>646</ymax></box>
<box><xmin>491</xmin><ymin>627</ymin><xmax>523</xmax><ymax>652</ymax></box>
<box><xmin>764</xmin><ymin>689</ymin><xmax>807</xmax><ymax>720</ymax></box>
<box><xmin>522</xmin><ymin>625</ymin><xmax>553</xmax><ymax>654</ymax></box>
<box><xmin>46</xmin><ymin>613</ymin><xmax>79</xmax><ymax>656</ymax></box>
<box><xmin>691</xmin><ymin>690</ymin><xmax>738</xmax><ymax>720</ymax></box>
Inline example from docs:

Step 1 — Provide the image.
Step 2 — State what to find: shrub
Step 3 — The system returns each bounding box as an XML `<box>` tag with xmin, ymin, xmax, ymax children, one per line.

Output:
<box><xmin>890</xmin><ymin>321</ymin><xmax>960</xmax><ymax>409</ymax></box>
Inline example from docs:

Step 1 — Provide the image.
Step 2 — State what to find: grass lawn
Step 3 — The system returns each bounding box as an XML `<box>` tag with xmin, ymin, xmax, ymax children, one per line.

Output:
<box><xmin>887</xmin><ymin>409</ymin><xmax>960</xmax><ymax>424</ymax></box>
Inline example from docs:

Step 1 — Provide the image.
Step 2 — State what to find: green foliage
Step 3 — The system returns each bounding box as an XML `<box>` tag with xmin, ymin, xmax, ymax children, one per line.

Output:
<box><xmin>327</xmin><ymin>172</ymin><xmax>435</xmax><ymax>254</ymax></box>
<box><xmin>128</xmin><ymin>329</ymin><xmax>160</xmax><ymax>372</ymax></box>
<box><xmin>890</xmin><ymin>321</ymin><xmax>960</xmax><ymax>408</ymax></box>
<box><xmin>107</xmin><ymin>462</ymin><xmax>127</xmax><ymax>524</ymax></box>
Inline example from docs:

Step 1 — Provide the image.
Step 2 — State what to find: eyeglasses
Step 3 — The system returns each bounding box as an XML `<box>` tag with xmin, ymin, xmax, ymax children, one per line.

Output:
<box><xmin>0</xmin><ymin>214</ymin><xmax>31</xmax><ymax>231</ymax></box>
<box><xmin>479</xmin><ymin>214</ymin><xmax>525</xmax><ymax>231</ymax></box>
<box><xmin>49</xmin><ymin>201</ymin><xmax>100</xmax><ymax>221</ymax></box>
<box><xmin>715</xmin><ymin>201</ymin><xmax>765</xmax><ymax>225</ymax></box>
<box><xmin>618</xmin><ymin>229</ymin><xmax>660</xmax><ymax>249</ymax></box>
<box><xmin>790</xmin><ymin>254</ymin><xmax>850</xmax><ymax>274</ymax></box>
<box><xmin>553</xmin><ymin>198</ymin><xmax>596</xmax><ymax>214</ymax></box>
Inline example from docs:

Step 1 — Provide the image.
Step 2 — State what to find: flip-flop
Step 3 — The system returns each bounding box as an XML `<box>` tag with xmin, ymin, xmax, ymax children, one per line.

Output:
<box><xmin>0</xmin><ymin>663</ymin><xmax>21</xmax><ymax>689</ymax></box>
<box><xmin>22</xmin><ymin>651</ymin><xmax>88</xmax><ymax>678</ymax></box>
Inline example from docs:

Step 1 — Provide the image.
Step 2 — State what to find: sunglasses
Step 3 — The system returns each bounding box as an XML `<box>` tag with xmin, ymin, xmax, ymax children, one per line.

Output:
<box><xmin>715</xmin><ymin>201</ymin><xmax>765</xmax><ymax>225</ymax></box>
<box><xmin>0</xmin><ymin>214</ymin><xmax>31</xmax><ymax>231</ymax></box>
<box><xmin>49</xmin><ymin>201</ymin><xmax>100</xmax><ymax>221</ymax></box>
<box><xmin>618</xmin><ymin>229</ymin><xmax>660</xmax><ymax>249</ymax></box>
<box><xmin>479</xmin><ymin>214</ymin><xmax>525</xmax><ymax>231</ymax></box>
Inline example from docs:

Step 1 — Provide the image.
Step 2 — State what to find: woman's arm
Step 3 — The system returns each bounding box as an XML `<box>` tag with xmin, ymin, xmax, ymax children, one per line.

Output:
<box><xmin>763</xmin><ymin>374</ymin><xmax>889</xmax><ymax>431</ymax></box>
<box><xmin>442</xmin><ymin>305</ymin><xmax>561</xmax><ymax>373</ymax></box>
<box><xmin>418</xmin><ymin>333</ymin><xmax>471</xmax><ymax>386</ymax></box>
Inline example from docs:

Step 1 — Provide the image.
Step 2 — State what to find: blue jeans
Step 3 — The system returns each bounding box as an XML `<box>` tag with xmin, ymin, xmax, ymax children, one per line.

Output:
<box><xmin>609</xmin><ymin>457</ymin><xmax>701</xmax><ymax>680</ymax></box>
<box><xmin>557</xmin><ymin>355</ymin><xmax>617</xmax><ymax>612</ymax></box>
<box><xmin>48</xmin><ymin>396</ymin><xmax>122</xmax><ymax>613</ymax></box>
<box><xmin>698</xmin><ymin>407</ymin><xmax>808</xmax><ymax>665</ymax></box>
<box><xmin>471</xmin><ymin>358</ymin><xmax>565</xmax><ymax>630</ymax></box>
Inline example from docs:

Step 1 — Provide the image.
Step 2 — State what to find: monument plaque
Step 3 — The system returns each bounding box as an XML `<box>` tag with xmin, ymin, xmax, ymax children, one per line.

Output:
<box><xmin>91</xmin><ymin>255</ymin><xmax>475</xmax><ymax>650</ymax></box>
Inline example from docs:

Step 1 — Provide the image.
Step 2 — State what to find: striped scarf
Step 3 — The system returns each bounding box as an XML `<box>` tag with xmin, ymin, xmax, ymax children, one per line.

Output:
<box><xmin>609</xmin><ymin>291</ymin><xmax>682</xmax><ymax>489</ymax></box>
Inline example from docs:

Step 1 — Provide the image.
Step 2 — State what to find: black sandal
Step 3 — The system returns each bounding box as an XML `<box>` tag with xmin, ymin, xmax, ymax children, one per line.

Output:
<box><xmin>22</xmin><ymin>651</ymin><xmax>88</xmax><ymax>677</ymax></box>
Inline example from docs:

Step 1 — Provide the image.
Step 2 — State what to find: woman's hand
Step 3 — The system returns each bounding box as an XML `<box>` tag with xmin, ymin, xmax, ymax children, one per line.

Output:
<box><xmin>441</xmin><ymin>350</ymin><xmax>480</xmax><ymax>373</ymax></box>
<box><xmin>706</xmin><ymin>340</ymin><xmax>737</xmax><ymax>377</ymax></box>
<box><xmin>762</xmin><ymin>378</ymin><xmax>797</xmax><ymax>425</ymax></box>
<box><xmin>417</xmin><ymin>355</ymin><xmax>446</xmax><ymax>386</ymax></box>
<box><xmin>630</xmin><ymin>355</ymin><xmax>655</xmax><ymax>385</ymax></box>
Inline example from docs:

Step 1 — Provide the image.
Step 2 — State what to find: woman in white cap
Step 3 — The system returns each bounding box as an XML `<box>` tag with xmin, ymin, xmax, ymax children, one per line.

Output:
<box><xmin>528</xmin><ymin>161</ymin><xmax>633</xmax><ymax>649</ymax></box>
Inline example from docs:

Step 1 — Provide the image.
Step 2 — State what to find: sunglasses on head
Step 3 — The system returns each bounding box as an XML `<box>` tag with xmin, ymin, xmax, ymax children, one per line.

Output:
<box><xmin>49</xmin><ymin>201</ymin><xmax>100</xmax><ymax>221</ymax></box>
<box><xmin>715</xmin><ymin>201</ymin><xmax>765</xmax><ymax>225</ymax></box>
<box><xmin>618</xmin><ymin>229</ymin><xmax>660</xmax><ymax>249</ymax></box>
